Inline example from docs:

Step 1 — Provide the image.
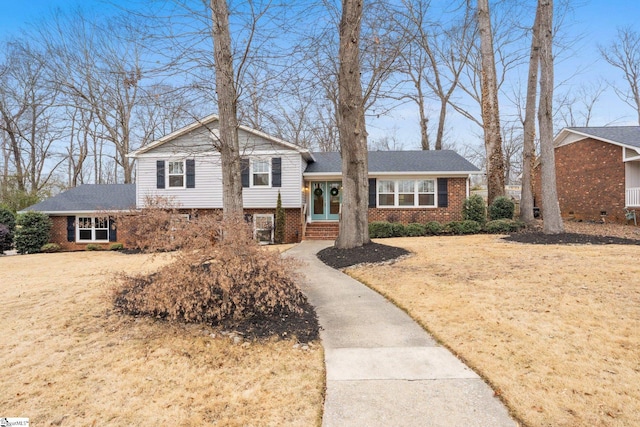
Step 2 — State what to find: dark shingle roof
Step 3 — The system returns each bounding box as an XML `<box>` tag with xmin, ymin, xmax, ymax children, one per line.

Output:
<box><xmin>566</xmin><ymin>126</ymin><xmax>640</xmax><ymax>149</ymax></box>
<box><xmin>22</xmin><ymin>184</ymin><xmax>136</xmax><ymax>213</ymax></box>
<box><xmin>305</xmin><ymin>150</ymin><xmax>480</xmax><ymax>174</ymax></box>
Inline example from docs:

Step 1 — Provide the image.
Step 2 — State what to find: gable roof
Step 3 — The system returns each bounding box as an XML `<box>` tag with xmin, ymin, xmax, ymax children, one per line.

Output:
<box><xmin>21</xmin><ymin>184</ymin><xmax>136</xmax><ymax>214</ymax></box>
<box><xmin>556</xmin><ymin>126</ymin><xmax>640</xmax><ymax>150</ymax></box>
<box><xmin>304</xmin><ymin>150</ymin><xmax>480</xmax><ymax>175</ymax></box>
<box><xmin>129</xmin><ymin>113</ymin><xmax>314</xmax><ymax>161</ymax></box>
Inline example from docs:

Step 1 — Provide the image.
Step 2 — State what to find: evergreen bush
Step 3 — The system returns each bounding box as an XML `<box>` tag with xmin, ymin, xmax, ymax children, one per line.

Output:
<box><xmin>41</xmin><ymin>243</ymin><xmax>61</xmax><ymax>253</ymax></box>
<box><xmin>445</xmin><ymin>220</ymin><xmax>481</xmax><ymax>235</ymax></box>
<box><xmin>405</xmin><ymin>223</ymin><xmax>426</xmax><ymax>237</ymax></box>
<box><xmin>275</xmin><ymin>191</ymin><xmax>286</xmax><ymax>244</ymax></box>
<box><xmin>14</xmin><ymin>211</ymin><xmax>52</xmax><ymax>254</ymax></box>
<box><xmin>110</xmin><ymin>243</ymin><xmax>124</xmax><ymax>251</ymax></box>
<box><xmin>0</xmin><ymin>206</ymin><xmax>16</xmax><ymax>253</ymax></box>
<box><xmin>462</xmin><ymin>194</ymin><xmax>486</xmax><ymax>223</ymax></box>
<box><xmin>485</xmin><ymin>219</ymin><xmax>525</xmax><ymax>233</ymax></box>
<box><xmin>391</xmin><ymin>222</ymin><xmax>406</xmax><ymax>237</ymax></box>
<box><xmin>489</xmin><ymin>196</ymin><xmax>515</xmax><ymax>220</ymax></box>
<box><xmin>424</xmin><ymin>221</ymin><xmax>443</xmax><ymax>235</ymax></box>
<box><xmin>369</xmin><ymin>221</ymin><xmax>393</xmax><ymax>238</ymax></box>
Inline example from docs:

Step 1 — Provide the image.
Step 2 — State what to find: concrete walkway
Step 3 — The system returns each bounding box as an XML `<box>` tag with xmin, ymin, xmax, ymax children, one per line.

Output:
<box><xmin>286</xmin><ymin>240</ymin><xmax>517</xmax><ymax>427</ymax></box>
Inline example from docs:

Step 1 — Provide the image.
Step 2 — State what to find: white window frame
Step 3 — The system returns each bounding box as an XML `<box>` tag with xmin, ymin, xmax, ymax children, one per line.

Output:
<box><xmin>398</xmin><ymin>180</ymin><xmax>416</xmax><ymax>207</ymax></box>
<box><xmin>250</xmin><ymin>158</ymin><xmax>271</xmax><ymax>188</ymax></box>
<box><xmin>168</xmin><ymin>160</ymin><xmax>185</xmax><ymax>188</ymax></box>
<box><xmin>254</xmin><ymin>214</ymin><xmax>274</xmax><ymax>244</ymax></box>
<box><xmin>77</xmin><ymin>216</ymin><xmax>110</xmax><ymax>243</ymax></box>
<box><xmin>376</xmin><ymin>178</ymin><xmax>437</xmax><ymax>208</ymax></box>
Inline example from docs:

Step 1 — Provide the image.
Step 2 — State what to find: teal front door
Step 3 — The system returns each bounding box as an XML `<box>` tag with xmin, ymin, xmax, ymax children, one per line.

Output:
<box><xmin>311</xmin><ymin>181</ymin><xmax>341</xmax><ymax>221</ymax></box>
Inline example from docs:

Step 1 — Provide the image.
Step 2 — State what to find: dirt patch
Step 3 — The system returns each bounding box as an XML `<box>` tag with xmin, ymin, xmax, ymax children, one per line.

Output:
<box><xmin>317</xmin><ymin>242</ymin><xmax>410</xmax><ymax>269</ymax></box>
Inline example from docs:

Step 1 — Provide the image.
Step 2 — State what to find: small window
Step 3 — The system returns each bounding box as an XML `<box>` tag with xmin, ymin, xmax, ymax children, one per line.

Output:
<box><xmin>77</xmin><ymin>216</ymin><xmax>109</xmax><ymax>242</ymax></box>
<box><xmin>254</xmin><ymin>214</ymin><xmax>274</xmax><ymax>244</ymax></box>
<box><xmin>378</xmin><ymin>180</ymin><xmax>395</xmax><ymax>206</ymax></box>
<box><xmin>417</xmin><ymin>180</ymin><xmax>435</xmax><ymax>206</ymax></box>
<box><xmin>168</xmin><ymin>161</ymin><xmax>185</xmax><ymax>188</ymax></box>
<box><xmin>398</xmin><ymin>180</ymin><xmax>415</xmax><ymax>206</ymax></box>
<box><xmin>252</xmin><ymin>159</ymin><xmax>271</xmax><ymax>187</ymax></box>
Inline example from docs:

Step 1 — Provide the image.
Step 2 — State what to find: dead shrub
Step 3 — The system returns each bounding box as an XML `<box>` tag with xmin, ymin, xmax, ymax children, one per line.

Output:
<box><xmin>113</xmin><ymin>211</ymin><xmax>309</xmax><ymax>332</ymax></box>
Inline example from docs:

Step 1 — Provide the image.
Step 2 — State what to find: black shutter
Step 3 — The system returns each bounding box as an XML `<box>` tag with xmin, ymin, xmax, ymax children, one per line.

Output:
<box><xmin>156</xmin><ymin>160</ymin><xmax>165</xmax><ymax>189</ymax></box>
<box><xmin>272</xmin><ymin>157</ymin><xmax>282</xmax><ymax>187</ymax></box>
<box><xmin>241</xmin><ymin>158</ymin><xmax>250</xmax><ymax>188</ymax></box>
<box><xmin>109</xmin><ymin>217</ymin><xmax>117</xmax><ymax>242</ymax></box>
<box><xmin>368</xmin><ymin>178</ymin><xmax>377</xmax><ymax>208</ymax></box>
<box><xmin>186</xmin><ymin>159</ymin><xmax>195</xmax><ymax>188</ymax></box>
<box><xmin>437</xmin><ymin>178</ymin><xmax>448</xmax><ymax>208</ymax></box>
<box><xmin>66</xmin><ymin>216</ymin><xmax>75</xmax><ymax>242</ymax></box>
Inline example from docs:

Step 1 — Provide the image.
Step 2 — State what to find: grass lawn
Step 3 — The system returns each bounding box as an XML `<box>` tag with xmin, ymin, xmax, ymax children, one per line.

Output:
<box><xmin>0</xmin><ymin>251</ymin><xmax>324</xmax><ymax>426</ymax></box>
<box><xmin>347</xmin><ymin>234</ymin><xmax>640</xmax><ymax>427</ymax></box>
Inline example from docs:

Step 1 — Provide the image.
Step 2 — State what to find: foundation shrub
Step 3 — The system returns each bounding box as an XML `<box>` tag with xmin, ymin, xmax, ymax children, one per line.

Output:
<box><xmin>109</xmin><ymin>243</ymin><xmax>124</xmax><ymax>251</ymax></box>
<box><xmin>14</xmin><ymin>211</ymin><xmax>52</xmax><ymax>254</ymax></box>
<box><xmin>485</xmin><ymin>219</ymin><xmax>526</xmax><ymax>233</ymax></box>
<box><xmin>391</xmin><ymin>223</ymin><xmax>406</xmax><ymax>237</ymax></box>
<box><xmin>86</xmin><ymin>244</ymin><xmax>102</xmax><ymax>251</ymax></box>
<box><xmin>445</xmin><ymin>220</ymin><xmax>481</xmax><ymax>235</ymax></box>
<box><xmin>462</xmin><ymin>194</ymin><xmax>487</xmax><ymax>223</ymax></box>
<box><xmin>405</xmin><ymin>223</ymin><xmax>426</xmax><ymax>237</ymax></box>
<box><xmin>369</xmin><ymin>221</ymin><xmax>393</xmax><ymax>238</ymax></box>
<box><xmin>424</xmin><ymin>221</ymin><xmax>443</xmax><ymax>235</ymax></box>
<box><xmin>489</xmin><ymin>196</ymin><xmax>515</xmax><ymax>220</ymax></box>
<box><xmin>41</xmin><ymin>243</ymin><xmax>61</xmax><ymax>253</ymax></box>
<box><xmin>113</xmin><ymin>215</ymin><xmax>307</xmax><ymax>327</ymax></box>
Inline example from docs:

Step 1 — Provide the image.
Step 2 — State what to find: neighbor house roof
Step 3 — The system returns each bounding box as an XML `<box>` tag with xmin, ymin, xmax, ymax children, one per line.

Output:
<box><xmin>557</xmin><ymin>126</ymin><xmax>640</xmax><ymax>150</ymax></box>
<box><xmin>304</xmin><ymin>150</ymin><xmax>480</xmax><ymax>175</ymax></box>
<box><xmin>21</xmin><ymin>184</ymin><xmax>136</xmax><ymax>214</ymax></box>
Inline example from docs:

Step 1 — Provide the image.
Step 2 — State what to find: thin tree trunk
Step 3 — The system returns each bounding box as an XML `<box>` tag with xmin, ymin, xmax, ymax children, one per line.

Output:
<box><xmin>520</xmin><ymin>3</ymin><xmax>541</xmax><ymax>224</ymax></box>
<box><xmin>335</xmin><ymin>0</ymin><xmax>370</xmax><ymax>249</ymax></box>
<box><xmin>538</xmin><ymin>0</ymin><xmax>563</xmax><ymax>234</ymax></box>
<box><xmin>477</xmin><ymin>0</ymin><xmax>505</xmax><ymax>206</ymax></box>
<box><xmin>436</xmin><ymin>98</ymin><xmax>448</xmax><ymax>150</ymax></box>
<box><xmin>211</xmin><ymin>0</ymin><xmax>243</xmax><ymax>219</ymax></box>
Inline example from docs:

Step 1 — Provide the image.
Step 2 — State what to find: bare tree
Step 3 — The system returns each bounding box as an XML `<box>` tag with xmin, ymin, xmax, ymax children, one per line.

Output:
<box><xmin>335</xmin><ymin>0</ymin><xmax>370</xmax><ymax>249</ymax></box>
<box><xmin>477</xmin><ymin>0</ymin><xmax>506</xmax><ymax>205</ymax></box>
<box><xmin>538</xmin><ymin>0</ymin><xmax>563</xmax><ymax>234</ymax></box>
<box><xmin>600</xmin><ymin>27</ymin><xmax>640</xmax><ymax>124</ymax></box>
<box><xmin>556</xmin><ymin>81</ymin><xmax>606</xmax><ymax>127</ymax></box>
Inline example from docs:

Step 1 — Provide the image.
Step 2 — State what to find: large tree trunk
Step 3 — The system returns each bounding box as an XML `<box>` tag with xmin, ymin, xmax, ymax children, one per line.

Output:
<box><xmin>520</xmin><ymin>3</ymin><xmax>542</xmax><ymax>224</ymax></box>
<box><xmin>211</xmin><ymin>0</ymin><xmax>243</xmax><ymax>219</ymax></box>
<box><xmin>335</xmin><ymin>0</ymin><xmax>370</xmax><ymax>249</ymax></box>
<box><xmin>477</xmin><ymin>0</ymin><xmax>505</xmax><ymax>206</ymax></box>
<box><xmin>538</xmin><ymin>0</ymin><xmax>563</xmax><ymax>234</ymax></box>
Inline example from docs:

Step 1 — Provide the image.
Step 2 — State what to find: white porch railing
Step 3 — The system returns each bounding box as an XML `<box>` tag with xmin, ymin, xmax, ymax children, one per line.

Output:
<box><xmin>626</xmin><ymin>187</ymin><xmax>640</xmax><ymax>207</ymax></box>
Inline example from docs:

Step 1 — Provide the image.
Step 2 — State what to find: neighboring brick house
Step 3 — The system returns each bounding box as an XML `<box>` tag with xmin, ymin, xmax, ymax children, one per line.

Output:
<box><xmin>534</xmin><ymin>126</ymin><xmax>640</xmax><ymax>223</ymax></box>
<box><xmin>23</xmin><ymin>114</ymin><xmax>480</xmax><ymax>248</ymax></box>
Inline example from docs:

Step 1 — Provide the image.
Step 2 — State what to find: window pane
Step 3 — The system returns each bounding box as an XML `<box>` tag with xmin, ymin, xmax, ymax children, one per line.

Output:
<box><xmin>95</xmin><ymin>218</ymin><xmax>108</xmax><ymax>229</ymax></box>
<box><xmin>399</xmin><ymin>180</ymin><xmax>414</xmax><ymax>193</ymax></box>
<box><xmin>168</xmin><ymin>161</ymin><xmax>183</xmax><ymax>174</ymax></box>
<box><xmin>379</xmin><ymin>194</ymin><xmax>395</xmax><ymax>206</ymax></box>
<box><xmin>79</xmin><ymin>229</ymin><xmax>92</xmax><ymax>240</ymax></box>
<box><xmin>169</xmin><ymin>175</ymin><xmax>184</xmax><ymax>187</ymax></box>
<box><xmin>78</xmin><ymin>217</ymin><xmax>92</xmax><ymax>229</ymax></box>
<box><xmin>398</xmin><ymin>194</ymin><xmax>415</xmax><ymax>206</ymax></box>
<box><xmin>378</xmin><ymin>180</ymin><xmax>394</xmax><ymax>193</ymax></box>
<box><xmin>418</xmin><ymin>180</ymin><xmax>434</xmax><ymax>193</ymax></box>
<box><xmin>253</xmin><ymin>173</ymin><xmax>269</xmax><ymax>186</ymax></box>
<box><xmin>95</xmin><ymin>230</ymin><xmax>108</xmax><ymax>240</ymax></box>
<box><xmin>419</xmin><ymin>194</ymin><xmax>435</xmax><ymax>206</ymax></box>
<box><xmin>252</xmin><ymin>160</ymin><xmax>270</xmax><ymax>173</ymax></box>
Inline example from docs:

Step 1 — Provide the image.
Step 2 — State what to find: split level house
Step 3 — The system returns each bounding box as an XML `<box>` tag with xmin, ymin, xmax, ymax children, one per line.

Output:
<box><xmin>534</xmin><ymin>126</ymin><xmax>640</xmax><ymax>224</ymax></box>
<box><xmin>24</xmin><ymin>114</ymin><xmax>480</xmax><ymax>250</ymax></box>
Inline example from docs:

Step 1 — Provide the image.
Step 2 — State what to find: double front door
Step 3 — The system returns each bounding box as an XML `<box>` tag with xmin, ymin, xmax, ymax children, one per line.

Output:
<box><xmin>311</xmin><ymin>181</ymin><xmax>341</xmax><ymax>221</ymax></box>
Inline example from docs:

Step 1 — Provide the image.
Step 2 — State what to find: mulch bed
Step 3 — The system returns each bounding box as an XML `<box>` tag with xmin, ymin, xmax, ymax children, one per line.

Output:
<box><xmin>317</xmin><ymin>242</ymin><xmax>410</xmax><ymax>269</ymax></box>
<box><xmin>504</xmin><ymin>231</ymin><xmax>640</xmax><ymax>245</ymax></box>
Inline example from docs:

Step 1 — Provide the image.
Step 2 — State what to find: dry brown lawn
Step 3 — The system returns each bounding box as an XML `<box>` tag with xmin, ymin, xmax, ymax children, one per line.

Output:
<box><xmin>347</xmin><ymin>234</ymin><xmax>640</xmax><ymax>427</ymax></box>
<box><xmin>0</xmin><ymin>251</ymin><xmax>323</xmax><ymax>426</ymax></box>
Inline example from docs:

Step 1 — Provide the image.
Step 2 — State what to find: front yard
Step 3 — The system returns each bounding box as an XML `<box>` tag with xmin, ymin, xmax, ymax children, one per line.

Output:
<box><xmin>0</xmin><ymin>251</ymin><xmax>324</xmax><ymax>426</ymax></box>
<box><xmin>346</xmin><ymin>233</ymin><xmax>640</xmax><ymax>427</ymax></box>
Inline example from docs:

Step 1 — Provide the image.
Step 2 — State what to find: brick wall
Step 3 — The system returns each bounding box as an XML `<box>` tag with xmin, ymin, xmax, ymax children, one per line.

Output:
<box><xmin>368</xmin><ymin>177</ymin><xmax>467</xmax><ymax>223</ymax></box>
<box><xmin>534</xmin><ymin>138</ymin><xmax>625</xmax><ymax>223</ymax></box>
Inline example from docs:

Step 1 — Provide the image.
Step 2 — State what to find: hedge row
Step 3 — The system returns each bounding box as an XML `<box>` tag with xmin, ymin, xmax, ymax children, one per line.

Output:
<box><xmin>369</xmin><ymin>218</ymin><xmax>525</xmax><ymax>238</ymax></box>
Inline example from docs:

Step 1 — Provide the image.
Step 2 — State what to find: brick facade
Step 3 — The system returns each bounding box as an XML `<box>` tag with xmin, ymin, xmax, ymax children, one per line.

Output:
<box><xmin>50</xmin><ymin>215</ymin><xmax>132</xmax><ymax>251</ymax></box>
<box><xmin>534</xmin><ymin>138</ymin><xmax>626</xmax><ymax>223</ymax></box>
<box><xmin>368</xmin><ymin>177</ymin><xmax>467</xmax><ymax>223</ymax></box>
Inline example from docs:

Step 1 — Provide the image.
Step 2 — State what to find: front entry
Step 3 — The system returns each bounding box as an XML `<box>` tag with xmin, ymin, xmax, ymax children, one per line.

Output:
<box><xmin>311</xmin><ymin>181</ymin><xmax>341</xmax><ymax>221</ymax></box>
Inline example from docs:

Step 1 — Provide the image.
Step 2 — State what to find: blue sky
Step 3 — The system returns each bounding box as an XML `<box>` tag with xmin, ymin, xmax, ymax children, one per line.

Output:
<box><xmin>2</xmin><ymin>0</ymin><xmax>640</xmax><ymax>148</ymax></box>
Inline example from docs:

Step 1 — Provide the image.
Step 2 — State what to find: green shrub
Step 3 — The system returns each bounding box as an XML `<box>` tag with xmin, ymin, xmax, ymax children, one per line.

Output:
<box><xmin>488</xmin><ymin>196</ymin><xmax>515</xmax><ymax>220</ymax></box>
<box><xmin>405</xmin><ymin>223</ymin><xmax>426</xmax><ymax>237</ymax></box>
<box><xmin>485</xmin><ymin>219</ymin><xmax>525</xmax><ymax>233</ymax></box>
<box><xmin>391</xmin><ymin>222</ymin><xmax>406</xmax><ymax>237</ymax></box>
<box><xmin>369</xmin><ymin>221</ymin><xmax>393</xmax><ymax>238</ymax></box>
<box><xmin>41</xmin><ymin>243</ymin><xmax>61</xmax><ymax>253</ymax></box>
<box><xmin>274</xmin><ymin>191</ymin><xmax>285</xmax><ymax>244</ymax></box>
<box><xmin>14</xmin><ymin>211</ymin><xmax>52</xmax><ymax>254</ymax></box>
<box><xmin>445</xmin><ymin>220</ymin><xmax>481</xmax><ymax>235</ymax></box>
<box><xmin>424</xmin><ymin>221</ymin><xmax>443</xmax><ymax>235</ymax></box>
<box><xmin>86</xmin><ymin>244</ymin><xmax>103</xmax><ymax>251</ymax></box>
<box><xmin>110</xmin><ymin>243</ymin><xmax>124</xmax><ymax>251</ymax></box>
<box><xmin>0</xmin><ymin>207</ymin><xmax>16</xmax><ymax>253</ymax></box>
<box><xmin>462</xmin><ymin>194</ymin><xmax>486</xmax><ymax>223</ymax></box>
